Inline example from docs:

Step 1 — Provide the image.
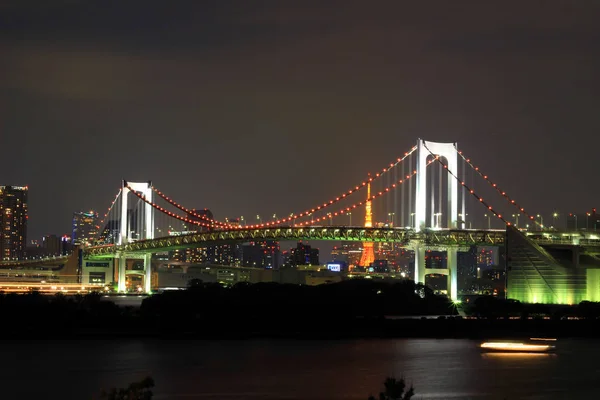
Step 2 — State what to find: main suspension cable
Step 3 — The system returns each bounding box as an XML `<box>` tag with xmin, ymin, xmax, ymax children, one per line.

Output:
<box><xmin>457</xmin><ymin>150</ymin><xmax>542</xmax><ymax>228</ymax></box>
<box><xmin>422</xmin><ymin>142</ymin><xmax>510</xmax><ymax>226</ymax></box>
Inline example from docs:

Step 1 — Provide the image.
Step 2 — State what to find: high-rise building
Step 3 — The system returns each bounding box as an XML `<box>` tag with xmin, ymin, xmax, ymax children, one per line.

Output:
<box><xmin>72</xmin><ymin>210</ymin><xmax>99</xmax><ymax>245</ymax></box>
<box><xmin>99</xmin><ymin>219</ymin><xmax>120</xmax><ymax>244</ymax></box>
<box><xmin>289</xmin><ymin>242</ymin><xmax>319</xmax><ymax>266</ymax></box>
<box><xmin>457</xmin><ymin>246</ymin><xmax>478</xmax><ymax>293</ymax></box>
<box><xmin>0</xmin><ymin>185</ymin><xmax>28</xmax><ymax>261</ymax></box>
<box><xmin>60</xmin><ymin>235</ymin><xmax>73</xmax><ymax>255</ymax></box>
<box><xmin>42</xmin><ymin>234</ymin><xmax>61</xmax><ymax>256</ymax></box>
<box><xmin>225</xmin><ymin>217</ymin><xmax>241</xmax><ymax>227</ymax></box>
<box><xmin>477</xmin><ymin>247</ymin><xmax>498</xmax><ymax>267</ymax></box>
<box><xmin>242</xmin><ymin>240</ymin><xmax>281</xmax><ymax>269</ymax></box>
<box><xmin>171</xmin><ymin>208</ymin><xmax>216</xmax><ymax>262</ymax></box>
<box><xmin>426</xmin><ymin>250</ymin><xmax>447</xmax><ymax>269</ymax></box>
<box><xmin>212</xmin><ymin>243</ymin><xmax>243</xmax><ymax>265</ymax></box>
<box><xmin>332</xmin><ymin>242</ymin><xmax>363</xmax><ymax>267</ymax></box>
<box><xmin>187</xmin><ymin>208</ymin><xmax>214</xmax><ymax>232</ymax></box>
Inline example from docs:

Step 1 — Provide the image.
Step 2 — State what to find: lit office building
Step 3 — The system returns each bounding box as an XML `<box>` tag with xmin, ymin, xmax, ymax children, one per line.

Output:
<box><xmin>243</xmin><ymin>240</ymin><xmax>281</xmax><ymax>269</ymax></box>
<box><xmin>187</xmin><ymin>208</ymin><xmax>214</xmax><ymax>232</ymax></box>
<box><xmin>42</xmin><ymin>234</ymin><xmax>61</xmax><ymax>256</ymax></box>
<box><xmin>72</xmin><ymin>210</ymin><xmax>99</xmax><ymax>245</ymax></box>
<box><xmin>289</xmin><ymin>242</ymin><xmax>319</xmax><ymax>267</ymax></box>
<box><xmin>0</xmin><ymin>185</ymin><xmax>28</xmax><ymax>261</ymax></box>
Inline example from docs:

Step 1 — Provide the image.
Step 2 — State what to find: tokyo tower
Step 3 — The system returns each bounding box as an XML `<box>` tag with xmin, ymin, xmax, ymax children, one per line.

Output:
<box><xmin>358</xmin><ymin>181</ymin><xmax>375</xmax><ymax>267</ymax></box>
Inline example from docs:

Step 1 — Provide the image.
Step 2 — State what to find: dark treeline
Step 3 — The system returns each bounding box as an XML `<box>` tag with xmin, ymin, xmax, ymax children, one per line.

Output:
<box><xmin>0</xmin><ymin>280</ymin><xmax>449</xmax><ymax>337</ymax></box>
<box><xmin>4</xmin><ymin>281</ymin><xmax>600</xmax><ymax>338</ymax></box>
<box><xmin>465</xmin><ymin>295</ymin><xmax>600</xmax><ymax>320</ymax></box>
<box><xmin>141</xmin><ymin>279</ymin><xmax>453</xmax><ymax>323</ymax></box>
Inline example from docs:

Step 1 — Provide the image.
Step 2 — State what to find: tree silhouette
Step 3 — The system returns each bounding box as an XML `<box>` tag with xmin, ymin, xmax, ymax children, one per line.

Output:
<box><xmin>368</xmin><ymin>377</ymin><xmax>414</xmax><ymax>400</ymax></box>
<box><xmin>187</xmin><ymin>278</ymin><xmax>203</xmax><ymax>289</ymax></box>
<box><xmin>101</xmin><ymin>376</ymin><xmax>154</xmax><ymax>400</ymax></box>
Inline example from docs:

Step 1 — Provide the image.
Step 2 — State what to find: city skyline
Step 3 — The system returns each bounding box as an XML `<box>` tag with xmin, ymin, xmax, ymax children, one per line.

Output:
<box><xmin>3</xmin><ymin>4</ymin><xmax>600</xmax><ymax>399</ymax></box>
<box><xmin>7</xmin><ymin>175</ymin><xmax>598</xmax><ymax>247</ymax></box>
<box><xmin>2</xmin><ymin>2</ymin><xmax>600</xmax><ymax>240</ymax></box>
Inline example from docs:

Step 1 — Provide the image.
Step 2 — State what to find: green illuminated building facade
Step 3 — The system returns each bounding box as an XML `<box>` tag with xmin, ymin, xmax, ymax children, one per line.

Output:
<box><xmin>507</xmin><ymin>226</ymin><xmax>600</xmax><ymax>304</ymax></box>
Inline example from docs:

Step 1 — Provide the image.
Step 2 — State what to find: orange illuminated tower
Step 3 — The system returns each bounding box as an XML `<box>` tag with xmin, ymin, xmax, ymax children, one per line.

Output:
<box><xmin>359</xmin><ymin>181</ymin><xmax>375</xmax><ymax>267</ymax></box>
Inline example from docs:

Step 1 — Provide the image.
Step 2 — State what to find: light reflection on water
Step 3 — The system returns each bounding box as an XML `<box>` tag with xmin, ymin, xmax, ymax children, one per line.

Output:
<box><xmin>1</xmin><ymin>338</ymin><xmax>598</xmax><ymax>399</ymax></box>
<box><xmin>481</xmin><ymin>352</ymin><xmax>556</xmax><ymax>359</ymax></box>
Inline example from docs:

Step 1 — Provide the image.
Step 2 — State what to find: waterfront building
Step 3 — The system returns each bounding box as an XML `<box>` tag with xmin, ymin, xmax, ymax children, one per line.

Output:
<box><xmin>72</xmin><ymin>211</ymin><xmax>99</xmax><ymax>245</ymax></box>
<box><xmin>0</xmin><ymin>185</ymin><xmax>28</xmax><ymax>261</ymax></box>
<box><xmin>289</xmin><ymin>242</ymin><xmax>319</xmax><ymax>267</ymax></box>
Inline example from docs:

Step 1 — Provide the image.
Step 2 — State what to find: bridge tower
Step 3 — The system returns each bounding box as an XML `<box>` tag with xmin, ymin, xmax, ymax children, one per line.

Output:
<box><xmin>413</xmin><ymin>139</ymin><xmax>461</xmax><ymax>301</ymax></box>
<box><xmin>116</xmin><ymin>180</ymin><xmax>154</xmax><ymax>293</ymax></box>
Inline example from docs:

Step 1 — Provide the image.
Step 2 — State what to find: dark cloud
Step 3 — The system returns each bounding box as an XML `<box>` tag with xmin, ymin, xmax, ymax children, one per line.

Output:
<box><xmin>1</xmin><ymin>1</ymin><xmax>599</xmax><ymax>241</ymax></box>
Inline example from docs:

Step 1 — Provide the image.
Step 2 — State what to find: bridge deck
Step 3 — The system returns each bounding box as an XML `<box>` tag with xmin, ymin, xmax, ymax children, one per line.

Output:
<box><xmin>84</xmin><ymin>227</ymin><xmax>507</xmax><ymax>257</ymax></box>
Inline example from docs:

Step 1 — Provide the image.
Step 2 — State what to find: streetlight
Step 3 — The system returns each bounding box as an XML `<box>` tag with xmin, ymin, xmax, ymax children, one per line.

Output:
<box><xmin>327</xmin><ymin>212</ymin><xmax>332</xmax><ymax>226</ymax></box>
<box><xmin>537</xmin><ymin>214</ymin><xmax>543</xmax><ymax>231</ymax></box>
<box><xmin>458</xmin><ymin>213</ymin><xmax>468</xmax><ymax>229</ymax></box>
<box><xmin>348</xmin><ymin>212</ymin><xmax>352</xmax><ymax>226</ymax></box>
<box><xmin>256</xmin><ymin>215</ymin><xmax>262</xmax><ymax>224</ymax></box>
<box><xmin>433</xmin><ymin>213</ymin><xmax>442</xmax><ymax>228</ymax></box>
<box><xmin>410</xmin><ymin>213</ymin><xmax>415</xmax><ymax>229</ymax></box>
<box><xmin>484</xmin><ymin>214</ymin><xmax>491</xmax><ymax>230</ymax></box>
<box><xmin>569</xmin><ymin>213</ymin><xmax>578</xmax><ymax>230</ymax></box>
<box><xmin>512</xmin><ymin>214</ymin><xmax>520</xmax><ymax>227</ymax></box>
<box><xmin>587</xmin><ymin>212</ymin><xmax>591</xmax><ymax>230</ymax></box>
<box><xmin>552</xmin><ymin>212</ymin><xmax>558</xmax><ymax>231</ymax></box>
<box><xmin>388</xmin><ymin>212</ymin><xmax>395</xmax><ymax>227</ymax></box>
<box><xmin>240</xmin><ymin>216</ymin><xmax>245</xmax><ymax>226</ymax></box>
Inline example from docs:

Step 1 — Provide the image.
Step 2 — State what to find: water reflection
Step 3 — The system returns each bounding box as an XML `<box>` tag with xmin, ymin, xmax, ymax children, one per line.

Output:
<box><xmin>481</xmin><ymin>352</ymin><xmax>556</xmax><ymax>359</ymax></box>
<box><xmin>0</xmin><ymin>339</ymin><xmax>596</xmax><ymax>400</ymax></box>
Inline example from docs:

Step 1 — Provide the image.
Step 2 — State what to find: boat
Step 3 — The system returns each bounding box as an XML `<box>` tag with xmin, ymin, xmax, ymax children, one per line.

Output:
<box><xmin>480</xmin><ymin>338</ymin><xmax>557</xmax><ymax>353</ymax></box>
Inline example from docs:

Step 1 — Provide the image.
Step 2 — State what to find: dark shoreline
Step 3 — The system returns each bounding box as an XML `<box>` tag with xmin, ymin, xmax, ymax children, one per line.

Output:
<box><xmin>4</xmin><ymin>318</ymin><xmax>600</xmax><ymax>340</ymax></box>
<box><xmin>5</xmin><ymin>282</ymin><xmax>600</xmax><ymax>341</ymax></box>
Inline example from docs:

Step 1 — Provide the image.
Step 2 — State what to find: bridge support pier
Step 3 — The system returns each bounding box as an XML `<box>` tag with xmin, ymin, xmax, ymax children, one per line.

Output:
<box><xmin>414</xmin><ymin>245</ymin><xmax>426</xmax><ymax>285</ymax></box>
<box><xmin>144</xmin><ymin>253</ymin><xmax>152</xmax><ymax>293</ymax></box>
<box><xmin>447</xmin><ymin>247</ymin><xmax>458</xmax><ymax>301</ymax></box>
<box><xmin>117</xmin><ymin>253</ymin><xmax>127</xmax><ymax>293</ymax></box>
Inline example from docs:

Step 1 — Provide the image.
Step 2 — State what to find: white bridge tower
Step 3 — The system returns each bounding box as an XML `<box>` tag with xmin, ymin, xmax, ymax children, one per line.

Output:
<box><xmin>117</xmin><ymin>180</ymin><xmax>154</xmax><ymax>293</ymax></box>
<box><xmin>413</xmin><ymin>139</ymin><xmax>462</xmax><ymax>301</ymax></box>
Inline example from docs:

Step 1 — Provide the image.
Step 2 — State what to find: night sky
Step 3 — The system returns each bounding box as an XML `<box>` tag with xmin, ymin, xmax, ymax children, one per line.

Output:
<box><xmin>2</xmin><ymin>1</ymin><xmax>600</xmax><ymax>241</ymax></box>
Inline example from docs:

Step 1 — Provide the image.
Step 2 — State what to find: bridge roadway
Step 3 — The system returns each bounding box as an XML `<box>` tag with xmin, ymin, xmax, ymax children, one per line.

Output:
<box><xmin>0</xmin><ymin>255</ymin><xmax>71</xmax><ymax>267</ymax></box>
<box><xmin>84</xmin><ymin>226</ymin><xmax>507</xmax><ymax>258</ymax></box>
<box><xmin>3</xmin><ymin>227</ymin><xmax>600</xmax><ymax>265</ymax></box>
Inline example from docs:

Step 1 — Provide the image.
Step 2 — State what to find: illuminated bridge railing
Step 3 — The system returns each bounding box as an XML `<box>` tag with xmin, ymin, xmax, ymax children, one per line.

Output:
<box><xmin>530</xmin><ymin>238</ymin><xmax>600</xmax><ymax>247</ymax></box>
<box><xmin>84</xmin><ymin>227</ymin><xmax>508</xmax><ymax>257</ymax></box>
<box><xmin>422</xmin><ymin>229</ymin><xmax>505</xmax><ymax>246</ymax></box>
<box><xmin>85</xmin><ymin>227</ymin><xmax>412</xmax><ymax>256</ymax></box>
<box><xmin>0</xmin><ymin>254</ymin><xmax>72</xmax><ymax>268</ymax></box>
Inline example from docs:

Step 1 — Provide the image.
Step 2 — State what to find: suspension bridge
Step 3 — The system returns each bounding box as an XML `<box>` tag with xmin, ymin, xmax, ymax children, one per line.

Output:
<box><xmin>3</xmin><ymin>139</ymin><xmax>600</xmax><ymax>304</ymax></box>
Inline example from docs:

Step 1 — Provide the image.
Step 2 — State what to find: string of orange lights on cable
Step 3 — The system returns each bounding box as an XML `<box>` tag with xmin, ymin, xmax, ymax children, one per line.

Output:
<box><xmin>94</xmin><ymin>188</ymin><xmax>123</xmax><ymax>238</ymax></box>
<box><xmin>422</xmin><ymin>143</ymin><xmax>510</xmax><ymax>226</ymax></box>
<box><xmin>456</xmin><ymin>150</ymin><xmax>542</xmax><ymax>227</ymax></box>
<box><xmin>293</xmin><ymin>160</ymin><xmax>435</xmax><ymax>226</ymax></box>
<box><xmin>126</xmin><ymin>185</ymin><xmax>234</xmax><ymax>230</ymax></box>
<box><xmin>274</xmin><ymin>145</ymin><xmax>418</xmax><ymax>227</ymax></box>
<box><xmin>150</xmin><ymin>186</ymin><xmax>231</xmax><ymax>228</ymax></box>
<box><xmin>149</xmin><ymin>145</ymin><xmax>418</xmax><ymax>229</ymax></box>
<box><xmin>131</xmin><ymin>162</ymin><xmax>426</xmax><ymax>231</ymax></box>
<box><xmin>246</xmin><ymin>145</ymin><xmax>418</xmax><ymax>227</ymax></box>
